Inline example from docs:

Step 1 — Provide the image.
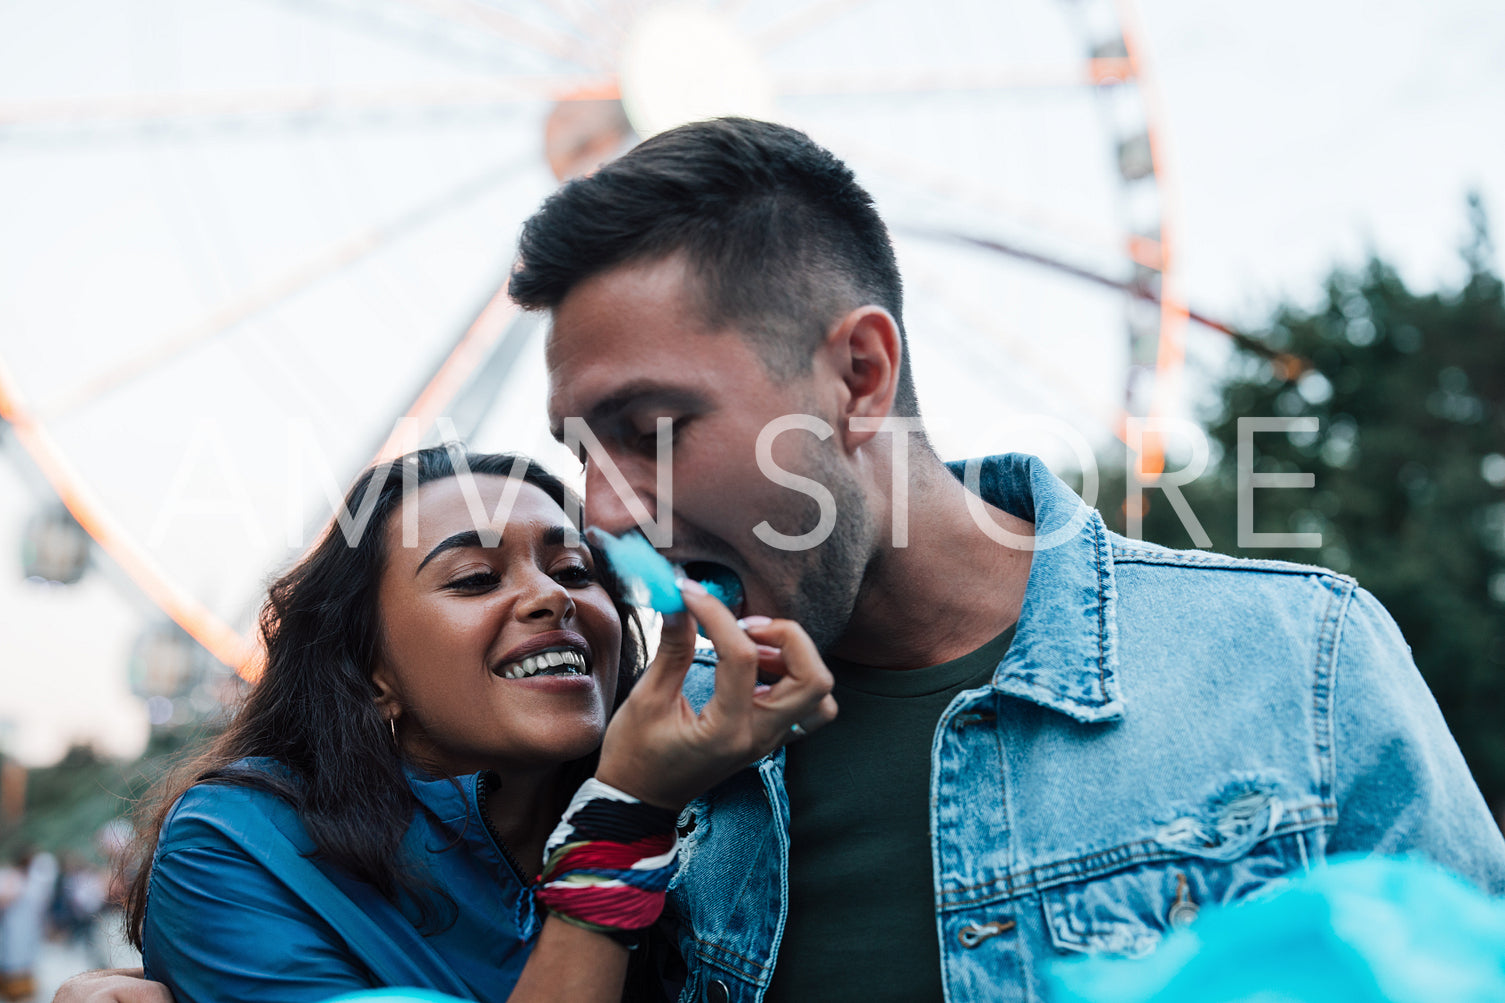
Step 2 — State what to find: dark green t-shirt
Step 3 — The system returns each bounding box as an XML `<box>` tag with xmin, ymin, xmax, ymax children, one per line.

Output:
<box><xmin>764</xmin><ymin>625</ymin><xmax>1016</xmax><ymax>1003</ymax></box>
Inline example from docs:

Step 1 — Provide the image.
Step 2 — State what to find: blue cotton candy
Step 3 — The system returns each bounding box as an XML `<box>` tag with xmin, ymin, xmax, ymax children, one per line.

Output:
<box><xmin>588</xmin><ymin>529</ymin><xmax>684</xmax><ymax>614</ymax></box>
<box><xmin>323</xmin><ymin>987</ymin><xmax>469</xmax><ymax>993</ymax></box>
<box><xmin>1048</xmin><ymin>855</ymin><xmax>1505</xmax><ymax>1003</ymax></box>
<box><xmin>692</xmin><ymin>563</ymin><xmax>745</xmax><ymax>611</ymax></box>
<box><xmin>701</xmin><ymin>578</ymin><xmax>735</xmax><ymax>607</ymax></box>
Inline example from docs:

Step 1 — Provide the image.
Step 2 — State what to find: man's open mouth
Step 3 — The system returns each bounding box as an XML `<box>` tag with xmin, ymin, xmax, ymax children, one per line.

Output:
<box><xmin>681</xmin><ymin>561</ymin><xmax>746</xmax><ymax>617</ymax></box>
<box><xmin>494</xmin><ymin>647</ymin><xmax>589</xmax><ymax>679</ymax></box>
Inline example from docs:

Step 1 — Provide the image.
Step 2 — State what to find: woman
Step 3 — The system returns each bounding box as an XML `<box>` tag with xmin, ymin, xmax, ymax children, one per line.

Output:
<box><xmin>123</xmin><ymin>446</ymin><xmax>834</xmax><ymax>1003</ymax></box>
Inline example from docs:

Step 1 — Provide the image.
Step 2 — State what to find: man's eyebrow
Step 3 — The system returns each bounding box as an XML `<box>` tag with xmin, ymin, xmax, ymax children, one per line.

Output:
<box><xmin>415</xmin><ymin>530</ymin><xmax>487</xmax><ymax>576</ymax></box>
<box><xmin>549</xmin><ymin>382</ymin><xmax>711</xmax><ymax>443</ymax></box>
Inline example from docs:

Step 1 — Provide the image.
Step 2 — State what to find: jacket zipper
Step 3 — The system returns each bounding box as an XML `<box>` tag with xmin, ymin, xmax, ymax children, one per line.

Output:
<box><xmin>473</xmin><ymin>772</ymin><xmax>534</xmax><ymax>886</ymax></box>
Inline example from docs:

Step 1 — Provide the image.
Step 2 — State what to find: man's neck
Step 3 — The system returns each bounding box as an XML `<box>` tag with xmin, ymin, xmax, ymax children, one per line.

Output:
<box><xmin>830</xmin><ymin>455</ymin><xmax>1033</xmax><ymax>670</ymax></box>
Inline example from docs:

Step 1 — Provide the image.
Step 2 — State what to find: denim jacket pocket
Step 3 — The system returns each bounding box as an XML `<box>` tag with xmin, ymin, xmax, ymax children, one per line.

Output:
<box><xmin>673</xmin><ymin>796</ymin><xmax>711</xmax><ymax>872</ymax></box>
<box><xmin>1039</xmin><ymin>795</ymin><xmax>1325</xmax><ymax>959</ymax></box>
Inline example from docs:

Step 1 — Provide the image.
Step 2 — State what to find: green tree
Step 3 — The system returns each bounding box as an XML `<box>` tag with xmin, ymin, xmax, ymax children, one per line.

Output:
<box><xmin>1100</xmin><ymin>197</ymin><xmax>1505</xmax><ymax>812</ymax></box>
<box><xmin>0</xmin><ymin>727</ymin><xmax>208</xmax><ymax>861</ymax></box>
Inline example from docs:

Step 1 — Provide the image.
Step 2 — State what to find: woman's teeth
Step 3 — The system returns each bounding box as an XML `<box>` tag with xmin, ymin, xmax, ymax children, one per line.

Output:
<box><xmin>499</xmin><ymin>649</ymin><xmax>587</xmax><ymax>679</ymax></box>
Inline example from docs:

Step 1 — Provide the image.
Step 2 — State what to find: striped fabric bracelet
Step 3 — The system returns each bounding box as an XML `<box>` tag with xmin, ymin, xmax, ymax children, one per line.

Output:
<box><xmin>535</xmin><ymin>777</ymin><xmax>680</xmax><ymax>934</ymax></box>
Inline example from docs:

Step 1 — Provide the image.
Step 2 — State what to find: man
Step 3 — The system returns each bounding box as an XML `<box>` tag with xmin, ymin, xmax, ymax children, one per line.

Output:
<box><xmin>511</xmin><ymin>117</ymin><xmax>1505</xmax><ymax>1003</ymax></box>
<box><xmin>59</xmin><ymin>118</ymin><xmax>1505</xmax><ymax>1003</ymax></box>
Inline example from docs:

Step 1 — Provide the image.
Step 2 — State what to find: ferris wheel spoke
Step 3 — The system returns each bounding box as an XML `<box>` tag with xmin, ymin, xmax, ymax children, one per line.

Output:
<box><xmin>754</xmin><ymin>0</ymin><xmax>878</xmax><ymax>53</ymax></box>
<box><xmin>275</xmin><ymin>0</ymin><xmax>564</xmax><ymax>75</ymax></box>
<box><xmin>773</xmin><ymin>58</ymin><xmax>1135</xmax><ymax>98</ymax></box>
<box><xmin>0</xmin><ymin>360</ymin><xmax>260</xmax><ymax>678</ymax></box>
<box><xmin>539</xmin><ymin>0</ymin><xmax>630</xmax><ymax>58</ymax></box>
<box><xmin>609</xmin><ymin>0</ymin><xmax>659</xmax><ymax>30</ymax></box>
<box><xmin>907</xmin><ymin>226</ymin><xmax>1279</xmax><ymax>364</ymax></box>
<box><xmin>372</xmin><ymin>281</ymin><xmax>521</xmax><ymax>462</ymax></box>
<box><xmin>391</xmin><ymin>0</ymin><xmax>603</xmax><ymax>71</ymax></box>
<box><xmin>42</xmin><ymin>152</ymin><xmax>538</xmax><ymax>422</ymax></box>
<box><xmin>0</xmin><ymin>78</ymin><xmax>607</xmax><ymax>139</ymax></box>
<box><xmin>906</xmin><ymin>261</ymin><xmax>1120</xmax><ymax>436</ymax></box>
<box><xmin>790</xmin><ymin>117</ymin><xmax>1158</xmax><ymax>270</ymax></box>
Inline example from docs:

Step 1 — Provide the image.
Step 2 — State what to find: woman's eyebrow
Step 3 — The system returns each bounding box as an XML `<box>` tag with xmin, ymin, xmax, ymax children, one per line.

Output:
<box><xmin>415</xmin><ymin>524</ymin><xmax>579</xmax><ymax>576</ymax></box>
<box><xmin>543</xmin><ymin>525</ymin><xmax>596</xmax><ymax>556</ymax></box>
<box><xmin>415</xmin><ymin>530</ymin><xmax>488</xmax><ymax>576</ymax></box>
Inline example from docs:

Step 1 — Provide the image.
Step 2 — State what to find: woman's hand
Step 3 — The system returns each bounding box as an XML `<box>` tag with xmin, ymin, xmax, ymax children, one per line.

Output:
<box><xmin>594</xmin><ymin>580</ymin><xmax>838</xmax><ymax>809</ymax></box>
<box><xmin>51</xmin><ymin>969</ymin><xmax>174</xmax><ymax>1003</ymax></box>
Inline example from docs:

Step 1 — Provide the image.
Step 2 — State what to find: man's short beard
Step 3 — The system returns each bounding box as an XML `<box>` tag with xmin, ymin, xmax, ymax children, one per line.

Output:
<box><xmin>784</xmin><ymin>460</ymin><xmax>871</xmax><ymax>654</ymax></box>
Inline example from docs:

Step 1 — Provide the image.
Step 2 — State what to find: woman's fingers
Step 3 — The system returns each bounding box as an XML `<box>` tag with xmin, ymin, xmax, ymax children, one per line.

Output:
<box><xmin>755</xmin><ymin>645</ymin><xmax>787</xmax><ymax>682</ymax></box>
<box><xmin>633</xmin><ymin>607</ymin><xmax>697</xmax><ymax>701</ymax></box>
<box><xmin>804</xmin><ymin>693</ymin><xmax>840</xmax><ymax>734</ymax></box>
<box><xmin>677</xmin><ymin>580</ymin><xmax>759</xmax><ymax>717</ymax></box>
<box><xmin>599</xmin><ymin>585</ymin><xmax>839</xmax><ymax>807</ymax></box>
<box><xmin>743</xmin><ymin>619</ymin><xmax>831</xmax><ymax>694</ymax></box>
<box><xmin>741</xmin><ymin>618</ymin><xmax>837</xmax><ymax>741</ymax></box>
<box><xmin>666</xmin><ymin>584</ymin><xmax>836</xmax><ymax>756</ymax></box>
<box><xmin>620</xmin><ymin>581</ymin><xmax>836</xmax><ymax>783</ymax></box>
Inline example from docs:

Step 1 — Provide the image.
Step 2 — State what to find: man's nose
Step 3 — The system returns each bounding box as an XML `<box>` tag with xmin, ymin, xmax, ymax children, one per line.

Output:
<box><xmin>582</xmin><ymin>460</ymin><xmax>659</xmax><ymax>538</ymax></box>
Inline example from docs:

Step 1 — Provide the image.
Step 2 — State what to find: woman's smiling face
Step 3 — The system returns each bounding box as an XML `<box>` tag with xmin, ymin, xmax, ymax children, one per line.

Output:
<box><xmin>371</xmin><ymin>475</ymin><xmax>622</xmax><ymax>778</ymax></box>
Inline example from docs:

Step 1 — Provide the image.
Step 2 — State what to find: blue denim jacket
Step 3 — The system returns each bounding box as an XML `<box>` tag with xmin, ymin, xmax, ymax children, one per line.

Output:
<box><xmin>667</xmin><ymin>453</ymin><xmax>1505</xmax><ymax>1003</ymax></box>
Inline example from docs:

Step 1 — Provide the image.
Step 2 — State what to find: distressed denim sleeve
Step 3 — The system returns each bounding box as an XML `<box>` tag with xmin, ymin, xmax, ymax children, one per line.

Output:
<box><xmin>1328</xmin><ymin>586</ymin><xmax>1505</xmax><ymax>894</ymax></box>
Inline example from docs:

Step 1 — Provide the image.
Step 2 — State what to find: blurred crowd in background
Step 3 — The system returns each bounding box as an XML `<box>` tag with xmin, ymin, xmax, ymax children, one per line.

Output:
<box><xmin>0</xmin><ymin>820</ymin><xmax>136</xmax><ymax>1002</ymax></box>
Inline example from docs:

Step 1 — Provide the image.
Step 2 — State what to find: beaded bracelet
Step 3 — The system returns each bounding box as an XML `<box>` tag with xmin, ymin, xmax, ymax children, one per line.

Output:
<box><xmin>535</xmin><ymin>778</ymin><xmax>680</xmax><ymax>937</ymax></box>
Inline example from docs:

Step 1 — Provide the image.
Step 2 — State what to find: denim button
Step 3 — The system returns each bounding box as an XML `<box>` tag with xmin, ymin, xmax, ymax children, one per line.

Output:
<box><xmin>1168</xmin><ymin>901</ymin><xmax>1200</xmax><ymax>927</ymax></box>
<box><xmin>1168</xmin><ymin>873</ymin><xmax>1199</xmax><ymax>928</ymax></box>
<box><xmin>706</xmin><ymin>979</ymin><xmax>730</xmax><ymax>1003</ymax></box>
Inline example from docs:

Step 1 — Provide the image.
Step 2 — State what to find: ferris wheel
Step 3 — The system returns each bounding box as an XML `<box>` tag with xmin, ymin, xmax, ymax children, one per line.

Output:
<box><xmin>0</xmin><ymin>0</ymin><xmax>1224</xmax><ymax>693</ymax></box>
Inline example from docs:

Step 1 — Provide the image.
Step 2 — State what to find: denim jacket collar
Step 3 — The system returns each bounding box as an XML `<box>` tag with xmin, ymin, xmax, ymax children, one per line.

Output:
<box><xmin>945</xmin><ymin>453</ymin><xmax>1123</xmax><ymax>723</ymax></box>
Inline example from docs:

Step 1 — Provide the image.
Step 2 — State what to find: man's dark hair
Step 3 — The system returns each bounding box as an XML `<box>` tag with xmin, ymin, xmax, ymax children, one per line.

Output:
<box><xmin>510</xmin><ymin>116</ymin><xmax>920</xmax><ymax>416</ymax></box>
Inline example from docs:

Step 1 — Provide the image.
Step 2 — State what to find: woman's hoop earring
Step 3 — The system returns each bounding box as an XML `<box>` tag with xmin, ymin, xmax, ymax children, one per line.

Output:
<box><xmin>389</xmin><ymin>716</ymin><xmax>398</xmax><ymax>746</ymax></box>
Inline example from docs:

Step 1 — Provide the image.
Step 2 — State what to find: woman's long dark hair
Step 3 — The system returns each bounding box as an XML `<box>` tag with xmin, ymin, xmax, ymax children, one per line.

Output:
<box><xmin>124</xmin><ymin>447</ymin><xmax>645</xmax><ymax>948</ymax></box>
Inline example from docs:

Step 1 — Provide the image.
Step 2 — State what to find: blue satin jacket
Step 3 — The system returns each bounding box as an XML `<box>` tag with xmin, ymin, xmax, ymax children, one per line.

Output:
<box><xmin>142</xmin><ymin>763</ymin><xmax>542</xmax><ymax>1003</ymax></box>
<box><xmin>665</xmin><ymin>453</ymin><xmax>1505</xmax><ymax>1003</ymax></box>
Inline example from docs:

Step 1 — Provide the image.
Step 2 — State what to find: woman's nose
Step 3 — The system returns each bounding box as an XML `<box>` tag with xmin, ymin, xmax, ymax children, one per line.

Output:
<box><xmin>514</xmin><ymin>568</ymin><xmax>574</xmax><ymax>622</ymax></box>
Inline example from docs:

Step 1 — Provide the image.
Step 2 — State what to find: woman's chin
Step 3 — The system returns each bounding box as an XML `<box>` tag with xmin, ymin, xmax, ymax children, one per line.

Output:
<box><xmin>512</xmin><ymin>721</ymin><xmax>607</xmax><ymax>769</ymax></box>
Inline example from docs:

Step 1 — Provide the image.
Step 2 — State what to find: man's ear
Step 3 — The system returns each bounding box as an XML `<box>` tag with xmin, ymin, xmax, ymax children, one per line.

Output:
<box><xmin>821</xmin><ymin>306</ymin><xmax>902</xmax><ymax>452</ymax></box>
